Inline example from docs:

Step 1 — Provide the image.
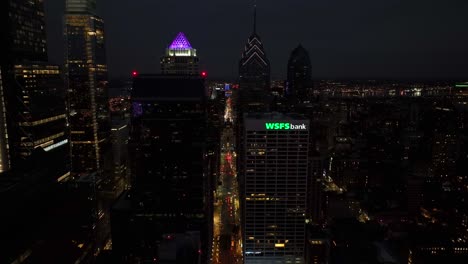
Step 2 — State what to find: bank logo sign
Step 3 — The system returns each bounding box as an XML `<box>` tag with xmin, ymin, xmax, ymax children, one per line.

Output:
<box><xmin>265</xmin><ymin>122</ymin><xmax>307</xmax><ymax>130</ymax></box>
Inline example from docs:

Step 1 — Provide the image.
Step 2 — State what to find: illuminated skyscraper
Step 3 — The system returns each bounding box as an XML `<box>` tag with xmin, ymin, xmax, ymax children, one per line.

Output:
<box><xmin>286</xmin><ymin>45</ymin><xmax>312</xmax><ymax>99</ymax></box>
<box><xmin>65</xmin><ymin>0</ymin><xmax>110</xmax><ymax>175</ymax></box>
<box><xmin>238</xmin><ymin>5</ymin><xmax>271</xmax><ymax>113</ymax></box>
<box><xmin>242</xmin><ymin>113</ymin><xmax>309</xmax><ymax>264</ymax></box>
<box><xmin>0</xmin><ymin>0</ymin><xmax>70</xmax><ymax>179</ymax></box>
<box><xmin>161</xmin><ymin>32</ymin><xmax>199</xmax><ymax>75</ymax></box>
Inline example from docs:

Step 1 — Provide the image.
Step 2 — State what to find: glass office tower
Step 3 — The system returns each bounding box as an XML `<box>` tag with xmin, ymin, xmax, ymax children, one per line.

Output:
<box><xmin>64</xmin><ymin>0</ymin><xmax>110</xmax><ymax>175</ymax></box>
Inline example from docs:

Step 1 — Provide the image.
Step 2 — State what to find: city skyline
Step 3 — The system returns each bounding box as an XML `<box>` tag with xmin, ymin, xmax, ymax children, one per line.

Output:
<box><xmin>45</xmin><ymin>0</ymin><xmax>468</xmax><ymax>80</ymax></box>
<box><xmin>1</xmin><ymin>0</ymin><xmax>468</xmax><ymax>263</ymax></box>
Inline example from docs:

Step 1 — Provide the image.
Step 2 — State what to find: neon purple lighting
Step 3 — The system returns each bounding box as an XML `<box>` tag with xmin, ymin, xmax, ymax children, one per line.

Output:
<box><xmin>132</xmin><ymin>102</ymin><xmax>143</xmax><ymax>117</ymax></box>
<box><xmin>169</xmin><ymin>32</ymin><xmax>192</xmax><ymax>49</ymax></box>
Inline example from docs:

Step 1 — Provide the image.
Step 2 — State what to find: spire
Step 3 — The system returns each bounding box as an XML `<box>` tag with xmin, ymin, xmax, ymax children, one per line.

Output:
<box><xmin>253</xmin><ymin>2</ymin><xmax>257</xmax><ymax>34</ymax></box>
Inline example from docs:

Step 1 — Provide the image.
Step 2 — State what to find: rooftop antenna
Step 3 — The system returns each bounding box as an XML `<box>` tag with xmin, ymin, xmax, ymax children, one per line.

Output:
<box><xmin>253</xmin><ymin>1</ymin><xmax>257</xmax><ymax>34</ymax></box>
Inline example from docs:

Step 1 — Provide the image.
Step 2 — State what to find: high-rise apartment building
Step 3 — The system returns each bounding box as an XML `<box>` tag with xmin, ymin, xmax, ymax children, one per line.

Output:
<box><xmin>286</xmin><ymin>45</ymin><xmax>312</xmax><ymax>99</ymax></box>
<box><xmin>242</xmin><ymin>113</ymin><xmax>310</xmax><ymax>264</ymax></box>
<box><xmin>65</xmin><ymin>0</ymin><xmax>110</xmax><ymax>175</ymax></box>
<box><xmin>161</xmin><ymin>32</ymin><xmax>199</xmax><ymax>75</ymax></box>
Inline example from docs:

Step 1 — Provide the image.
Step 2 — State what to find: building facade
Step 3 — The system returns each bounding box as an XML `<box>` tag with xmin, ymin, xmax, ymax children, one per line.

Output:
<box><xmin>13</xmin><ymin>64</ymin><xmax>70</xmax><ymax>180</ymax></box>
<box><xmin>242</xmin><ymin>113</ymin><xmax>310</xmax><ymax>264</ymax></box>
<box><xmin>64</xmin><ymin>0</ymin><xmax>111</xmax><ymax>176</ymax></box>
<box><xmin>0</xmin><ymin>0</ymin><xmax>48</xmax><ymax>64</ymax></box>
<box><xmin>161</xmin><ymin>32</ymin><xmax>199</xmax><ymax>75</ymax></box>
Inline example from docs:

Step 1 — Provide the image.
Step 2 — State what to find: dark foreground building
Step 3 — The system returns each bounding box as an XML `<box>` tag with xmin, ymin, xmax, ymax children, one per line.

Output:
<box><xmin>0</xmin><ymin>150</ymin><xmax>97</xmax><ymax>263</ymax></box>
<box><xmin>111</xmin><ymin>75</ymin><xmax>212</xmax><ymax>263</ymax></box>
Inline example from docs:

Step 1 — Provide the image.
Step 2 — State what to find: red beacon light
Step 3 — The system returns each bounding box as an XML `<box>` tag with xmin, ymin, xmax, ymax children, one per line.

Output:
<box><xmin>132</xmin><ymin>71</ymin><xmax>138</xmax><ymax>77</ymax></box>
<box><xmin>201</xmin><ymin>71</ymin><xmax>207</xmax><ymax>78</ymax></box>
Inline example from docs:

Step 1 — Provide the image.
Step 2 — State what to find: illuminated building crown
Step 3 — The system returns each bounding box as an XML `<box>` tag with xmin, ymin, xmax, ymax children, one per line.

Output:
<box><xmin>166</xmin><ymin>32</ymin><xmax>197</xmax><ymax>57</ymax></box>
<box><xmin>240</xmin><ymin>5</ymin><xmax>269</xmax><ymax>67</ymax></box>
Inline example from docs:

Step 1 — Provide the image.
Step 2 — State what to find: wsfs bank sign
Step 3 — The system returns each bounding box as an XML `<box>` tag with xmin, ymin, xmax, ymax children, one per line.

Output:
<box><xmin>265</xmin><ymin>122</ymin><xmax>307</xmax><ymax>130</ymax></box>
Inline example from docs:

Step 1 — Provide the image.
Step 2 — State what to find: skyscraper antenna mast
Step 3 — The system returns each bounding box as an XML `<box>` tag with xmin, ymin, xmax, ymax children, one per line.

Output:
<box><xmin>253</xmin><ymin>1</ymin><xmax>257</xmax><ymax>34</ymax></box>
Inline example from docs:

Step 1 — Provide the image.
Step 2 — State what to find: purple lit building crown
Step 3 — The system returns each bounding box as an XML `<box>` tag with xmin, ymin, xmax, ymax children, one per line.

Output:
<box><xmin>162</xmin><ymin>31</ymin><xmax>198</xmax><ymax>73</ymax></box>
<box><xmin>169</xmin><ymin>32</ymin><xmax>192</xmax><ymax>49</ymax></box>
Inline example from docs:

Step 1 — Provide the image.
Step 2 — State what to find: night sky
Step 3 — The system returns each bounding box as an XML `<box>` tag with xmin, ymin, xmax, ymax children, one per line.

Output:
<box><xmin>45</xmin><ymin>0</ymin><xmax>468</xmax><ymax>80</ymax></box>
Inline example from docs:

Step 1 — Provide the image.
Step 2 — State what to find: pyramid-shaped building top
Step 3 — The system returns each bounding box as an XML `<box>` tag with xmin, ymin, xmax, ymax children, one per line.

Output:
<box><xmin>169</xmin><ymin>32</ymin><xmax>192</xmax><ymax>49</ymax></box>
<box><xmin>162</xmin><ymin>32</ymin><xmax>198</xmax><ymax>74</ymax></box>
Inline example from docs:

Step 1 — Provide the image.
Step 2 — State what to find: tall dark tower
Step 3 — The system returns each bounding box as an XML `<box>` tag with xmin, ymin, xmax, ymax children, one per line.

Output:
<box><xmin>65</xmin><ymin>0</ymin><xmax>111</xmax><ymax>176</ymax></box>
<box><xmin>112</xmin><ymin>75</ymin><xmax>211</xmax><ymax>263</ymax></box>
<box><xmin>238</xmin><ymin>5</ymin><xmax>271</xmax><ymax>113</ymax></box>
<box><xmin>286</xmin><ymin>45</ymin><xmax>312</xmax><ymax>99</ymax></box>
<box><xmin>0</xmin><ymin>0</ymin><xmax>70</xmax><ymax>180</ymax></box>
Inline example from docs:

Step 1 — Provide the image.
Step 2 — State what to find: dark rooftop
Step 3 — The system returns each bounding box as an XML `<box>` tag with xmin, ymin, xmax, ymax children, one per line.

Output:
<box><xmin>132</xmin><ymin>74</ymin><xmax>207</xmax><ymax>100</ymax></box>
<box><xmin>244</xmin><ymin>112</ymin><xmax>307</xmax><ymax>120</ymax></box>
